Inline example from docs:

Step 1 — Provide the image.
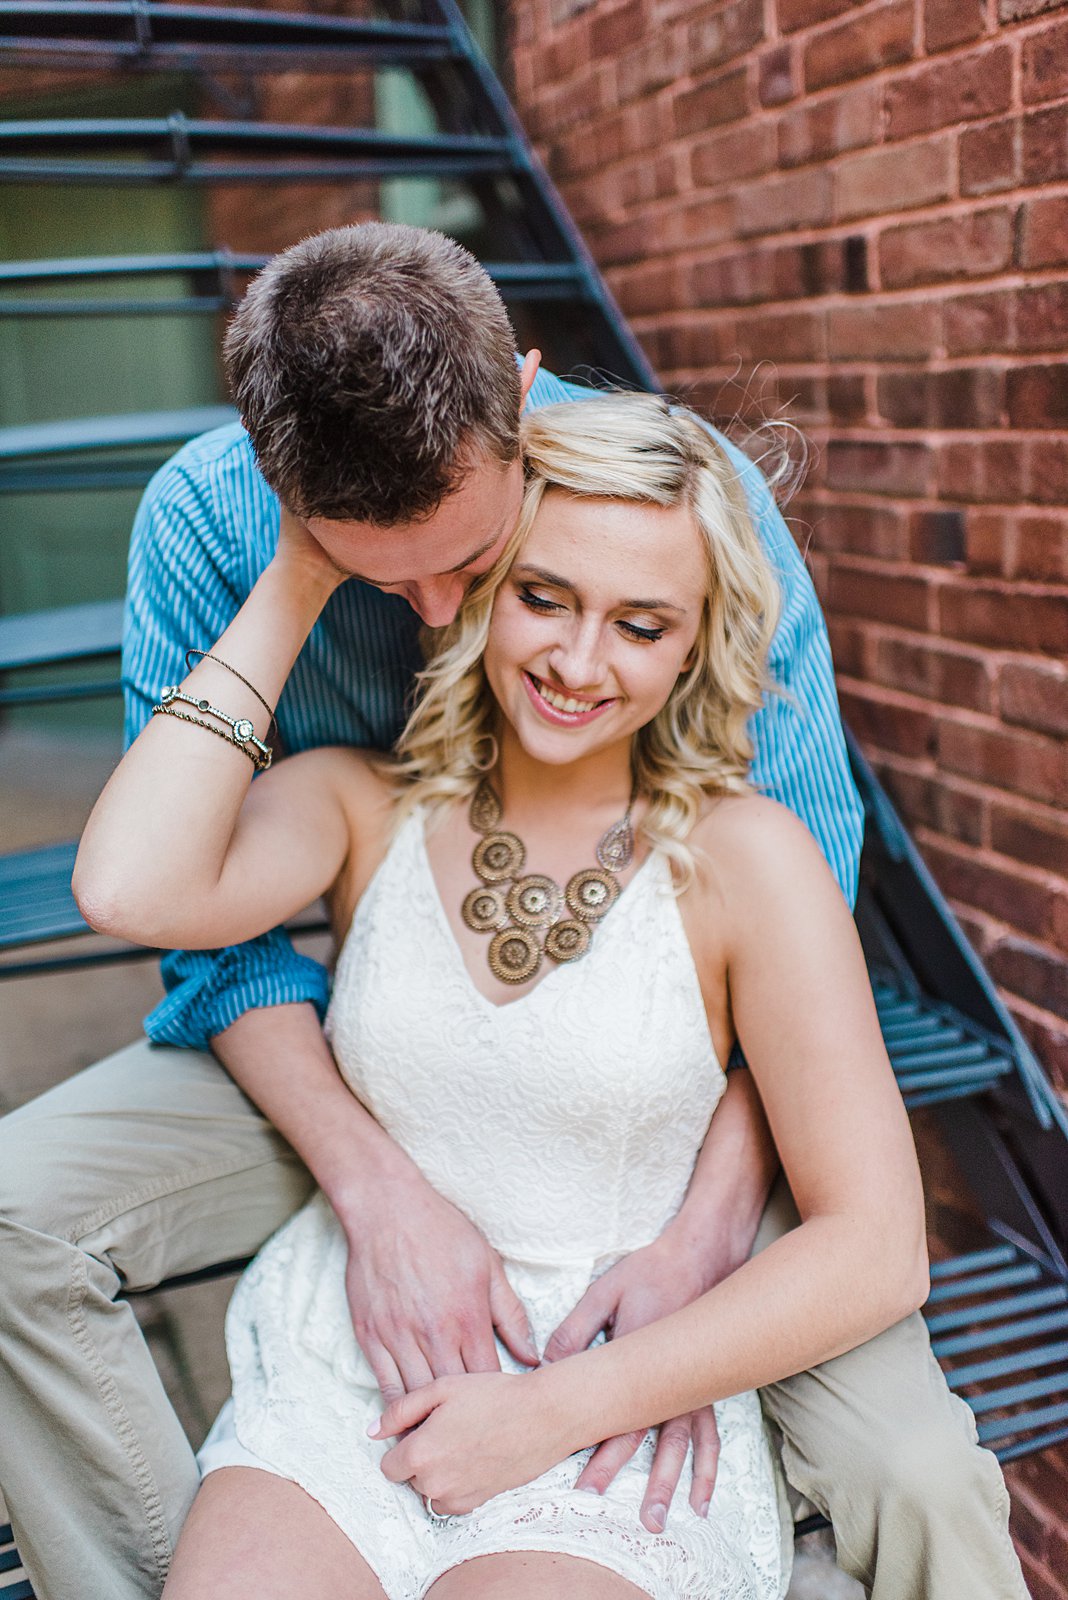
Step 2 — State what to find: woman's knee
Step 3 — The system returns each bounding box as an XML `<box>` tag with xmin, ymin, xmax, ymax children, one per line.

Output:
<box><xmin>427</xmin><ymin>1553</ymin><xmax>652</xmax><ymax>1599</ymax></box>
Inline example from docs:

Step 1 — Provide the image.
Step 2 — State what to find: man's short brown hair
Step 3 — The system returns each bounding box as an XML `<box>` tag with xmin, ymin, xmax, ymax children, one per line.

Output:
<box><xmin>223</xmin><ymin>223</ymin><xmax>521</xmax><ymax>525</ymax></box>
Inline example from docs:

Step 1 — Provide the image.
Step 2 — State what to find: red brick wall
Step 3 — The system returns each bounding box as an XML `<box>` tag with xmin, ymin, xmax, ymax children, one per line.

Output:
<box><xmin>509</xmin><ymin>0</ymin><xmax>1068</xmax><ymax>1127</ymax></box>
<box><xmin>507</xmin><ymin>1</ymin><xmax>1068</xmax><ymax>1586</ymax></box>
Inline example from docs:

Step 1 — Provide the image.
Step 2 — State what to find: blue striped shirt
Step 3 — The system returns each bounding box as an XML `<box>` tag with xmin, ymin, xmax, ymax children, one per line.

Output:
<box><xmin>123</xmin><ymin>365</ymin><xmax>863</xmax><ymax>1048</ymax></box>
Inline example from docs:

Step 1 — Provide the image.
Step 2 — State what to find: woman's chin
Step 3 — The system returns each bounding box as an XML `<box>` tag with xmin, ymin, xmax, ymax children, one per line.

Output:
<box><xmin>505</xmin><ymin>706</ymin><xmax>630</xmax><ymax>770</ymax></box>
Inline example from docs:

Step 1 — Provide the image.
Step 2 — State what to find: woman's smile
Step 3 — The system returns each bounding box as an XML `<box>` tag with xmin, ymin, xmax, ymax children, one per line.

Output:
<box><xmin>522</xmin><ymin>671</ymin><xmax>616</xmax><ymax>726</ymax></box>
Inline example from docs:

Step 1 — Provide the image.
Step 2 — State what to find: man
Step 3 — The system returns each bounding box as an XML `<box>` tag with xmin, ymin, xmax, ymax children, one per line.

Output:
<box><xmin>0</xmin><ymin>223</ymin><xmax>1025</xmax><ymax>1600</ymax></box>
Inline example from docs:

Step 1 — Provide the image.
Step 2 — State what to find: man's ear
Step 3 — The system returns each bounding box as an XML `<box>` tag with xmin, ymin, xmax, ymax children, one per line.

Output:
<box><xmin>518</xmin><ymin>349</ymin><xmax>542</xmax><ymax>412</ymax></box>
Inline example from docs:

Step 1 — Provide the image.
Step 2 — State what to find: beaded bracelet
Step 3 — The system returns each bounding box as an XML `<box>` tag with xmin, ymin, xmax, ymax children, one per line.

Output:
<box><xmin>153</xmin><ymin>686</ymin><xmax>273</xmax><ymax>770</ymax></box>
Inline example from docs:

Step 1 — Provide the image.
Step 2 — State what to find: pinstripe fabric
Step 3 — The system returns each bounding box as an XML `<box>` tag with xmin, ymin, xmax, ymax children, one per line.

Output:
<box><xmin>122</xmin><ymin>365</ymin><xmax>862</xmax><ymax>1049</ymax></box>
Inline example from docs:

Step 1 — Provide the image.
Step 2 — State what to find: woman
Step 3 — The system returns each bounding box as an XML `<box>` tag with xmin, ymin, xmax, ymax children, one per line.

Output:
<box><xmin>74</xmin><ymin>393</ymin><xmax>928</xmax><ymax>1600</ymax></box>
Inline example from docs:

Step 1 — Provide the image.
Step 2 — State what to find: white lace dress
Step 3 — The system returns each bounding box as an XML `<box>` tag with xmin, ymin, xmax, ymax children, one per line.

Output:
<box><xmin>198</xmin><ymin>810</ymin><xmax>792</xmax><ymax>1599</ymax></box>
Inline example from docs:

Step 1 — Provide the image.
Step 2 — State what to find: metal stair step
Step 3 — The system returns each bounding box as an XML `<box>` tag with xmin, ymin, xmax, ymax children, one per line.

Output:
<box><xmin>0</xmin><ymin>254</ymin><xmax>586</xmax><ymax>316</ymax></box>
<box><xmin>0</xmin><ymin>118</ymin><xmax>515</xmax><ymax>183</ymax></box>
<box><xmin>0</xmin><ymin>598</ymin><xmax>122</xmax><ymax>672</ymax></box>
<box><xmin>0</xmin><ymin>841</ymin><xmax>330</xmax><ymax>975</ymax></box>
<box><xmin>872</xmin><ymin>970</ymin><xmax>1015</xmax><ymax>1108</ymax></box>
<box><xmin>0</xmin><ymin>405</ymin><xmax>236</xmax><ymax>460</ymax></box>
<box><xmin>925</xmin><ymin>1242</ymin><xmax>1068</xmax><ymax>1462</ymax></box>
<box><xmin>0</xmin><ymin>1523</ymin><xmax>31</xmax><ymax>1598</ymax></box>
<box><xmin>0</xmin><ymin>404</ymin><xmax>238</xmax><ymax>496</ymax></box>
<box><xmin>0</xmin><ymin>1</ymin><xmax>456</xmax><ymax>71</ymax></box>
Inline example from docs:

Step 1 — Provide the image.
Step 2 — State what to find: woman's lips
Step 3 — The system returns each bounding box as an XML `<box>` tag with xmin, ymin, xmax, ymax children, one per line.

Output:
<box><xmin>522</xmin><ymin>671</ymin><xmax>614</xmax><ymax>727</ymax></box>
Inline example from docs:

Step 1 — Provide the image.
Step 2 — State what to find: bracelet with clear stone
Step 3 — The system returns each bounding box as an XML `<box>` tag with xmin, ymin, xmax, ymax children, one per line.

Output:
<box><xmin>155</xmin><ymin>685</ymin><xmax>273</xmax><ymax>769</ymax></box>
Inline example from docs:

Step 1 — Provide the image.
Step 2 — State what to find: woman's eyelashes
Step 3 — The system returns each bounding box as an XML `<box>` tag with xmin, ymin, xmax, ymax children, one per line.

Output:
<box><xmin>517</xmin><ymin>586</ymin><xmax>665</xmax><ymax>643</ymax></box>
<box><xmin>517</xmin><ymin>586</ymin><xmax>559</xmax><ymax>613</ymax></box>
<box><xmin>618</xmin><ymin>620</ymin><xmax>666</xmax><ymax>643</ymax></box>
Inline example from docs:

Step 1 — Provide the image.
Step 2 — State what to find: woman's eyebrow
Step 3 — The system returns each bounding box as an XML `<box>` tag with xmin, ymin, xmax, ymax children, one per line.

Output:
<box><xmin>621</xmin><ymin>596</ymin><xmax>686</xmax><ymax>613</ymax></box>
<box><xmin>513</xmin><ymin>563</ymin><xmax>573</xmax><ymax>589</ymax></box>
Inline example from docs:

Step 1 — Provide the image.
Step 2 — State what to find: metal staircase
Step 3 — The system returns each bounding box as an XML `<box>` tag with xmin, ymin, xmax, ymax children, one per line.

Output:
<box><xmin>0</xmin><ymin>2</ymin><xmax>1065</xmax><ymax>1588</ymax></box>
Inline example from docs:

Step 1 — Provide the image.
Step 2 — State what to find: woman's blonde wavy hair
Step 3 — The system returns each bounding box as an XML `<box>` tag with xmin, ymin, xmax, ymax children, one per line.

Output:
<box><xmin>394</xmin><ymin>392</ymin><xmax>782</xmax><ymax>884</ymax></box>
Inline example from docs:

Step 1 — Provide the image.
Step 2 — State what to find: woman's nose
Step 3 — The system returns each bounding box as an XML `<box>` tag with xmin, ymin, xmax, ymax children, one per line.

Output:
<box><xmin>547</xmin><ymin>624</ymin><xmax>606</xmax><ymax>692</ymax></box>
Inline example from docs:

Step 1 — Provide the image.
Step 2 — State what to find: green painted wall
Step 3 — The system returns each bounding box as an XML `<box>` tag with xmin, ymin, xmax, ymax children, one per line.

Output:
<box><xmin>0</xmin><ymin>77</ymin><xmax>220</xmax><ymax>621</ymax></box>
<box><xmin>0</xmin><ymin>76</ymin><xmax>221</xmax><ymax>725</ymax></box>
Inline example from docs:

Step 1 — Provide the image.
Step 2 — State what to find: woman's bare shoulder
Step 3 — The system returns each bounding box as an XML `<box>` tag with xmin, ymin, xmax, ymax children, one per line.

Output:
<box><xmin>691</xmin><ymin>791</ymin><xmax>824</xmax><ymax>882</ymax></box>
<box><xmin>280</xmin><ymin>745</ymin><xmax>395</xmax><ymax>806</ymax></box>
<box><xmin>686</xmin><ymin>790</ymin><xmax>845</xmax><ymax>941</ymax></box>
<box><xmin>269</xmin><ymin>745</ymin><xmax>396</xmax><ymax>873</ymax></box>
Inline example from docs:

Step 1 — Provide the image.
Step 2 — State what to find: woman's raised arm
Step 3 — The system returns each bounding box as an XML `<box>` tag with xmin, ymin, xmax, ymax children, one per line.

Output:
<box><xmin>74</xmin><ymin>515</ymin><xmax>372</xmax><ymax>951</ymax></box>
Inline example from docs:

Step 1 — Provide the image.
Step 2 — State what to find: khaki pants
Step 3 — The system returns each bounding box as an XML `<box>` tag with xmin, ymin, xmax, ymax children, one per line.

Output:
<box><xmin>0</xmin><ymin>1040</ymin><xmax>1028</xmax><ymax>1600</ymax></box>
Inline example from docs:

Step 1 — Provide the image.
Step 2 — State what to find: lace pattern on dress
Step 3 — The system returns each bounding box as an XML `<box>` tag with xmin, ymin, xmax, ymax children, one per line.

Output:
<box><xmin>211</xmin><ymin>811</ymin><xmax>792</xmax><ymax>1600</ymax></box>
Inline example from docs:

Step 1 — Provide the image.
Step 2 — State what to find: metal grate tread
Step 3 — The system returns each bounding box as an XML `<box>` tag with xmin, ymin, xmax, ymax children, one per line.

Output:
<box><xmin>0</xmin><ymin>253</ymin><xmax>587</xmax><ymax>325</ymax></box>
<box><xmin>0</xmin><ymin>404</ymin><xmax>235</xmax><ymax>461</ymax></box>
<box><xmin>0</xmin><ymin>598</ymin><xmax>123</xmax><ymax>672</ymax></box>
<box><xmin>0</xmin><ymin>841</ymin><xmax>141</xmax><ymax>957</ymax></box>
<box><xmin>872</xmin><ymin>971</ymin><xmax>1014</xmax><ymax>1107</ymax></box>
<box><xmin>0</xmin><ymin>1524</ymin><xmax>31</xmax><ymax>1598</ymax></box>
<box><xmin>925</xmin><ymin>1242</ymin><xmax>1068</xmax><ymax>1462</ymax></box>
<box><xmin>0</xmin><ymin>841</ymin><xmax>329</xmax><ymax>973</ymax></box>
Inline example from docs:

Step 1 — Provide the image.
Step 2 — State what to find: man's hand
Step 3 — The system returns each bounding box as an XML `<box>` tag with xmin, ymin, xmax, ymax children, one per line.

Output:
<box><xmin>212</xmin><ymin>1005</ymin><xmax>538</xmax><ymax>1404</ymax></box>
<box><xmin>544</xmin><ymin>1229</ymin><xmax>734</xmax><ymax>1531</ymax></box>
<box><xmin>343</xmin><ymin>1173</ymin><xmax>538</xmax><ymax>1403</ymax></box>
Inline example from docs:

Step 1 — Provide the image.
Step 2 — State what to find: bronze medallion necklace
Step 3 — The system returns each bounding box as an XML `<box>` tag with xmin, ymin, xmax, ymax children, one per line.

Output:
<box><xmin>460</xmin><ymin>778</ymin><xmax>636</xmax><ymax>985</ymax></box>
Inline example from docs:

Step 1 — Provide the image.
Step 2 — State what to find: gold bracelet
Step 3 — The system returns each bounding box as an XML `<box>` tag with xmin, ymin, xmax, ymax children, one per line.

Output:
<box><xmin>185</xmin><ymin>649</ymin><xmax>277</xmax><ymax>740</ymax></box>
<box><xmin>151</xmin><ymin>703</ymin><xmax>269</xmax><ymax>770</ymax></box>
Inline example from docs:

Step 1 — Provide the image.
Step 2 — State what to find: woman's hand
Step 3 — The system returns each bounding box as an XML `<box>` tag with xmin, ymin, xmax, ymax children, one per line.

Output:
<box><xmin>372</xmin><ymin>1369</ymin><xmax>573</xmax><ymax>1515</ymax></box>
<box><xmin>272</xmin><ymin>505</ymin><xmax>351</xmax><ymax>595</ymax></box>
<box><xmin>545</xmin><ymin>1233</ymin><xmax>722</xmax><ymax>1530</ymax></box>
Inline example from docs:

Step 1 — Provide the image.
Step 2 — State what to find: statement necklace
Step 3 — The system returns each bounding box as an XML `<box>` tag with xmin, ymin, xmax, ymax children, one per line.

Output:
<box><xmin>460</xmin><ymin>778</ymin><xmax>636</xmax><ymax>985</ymax></box>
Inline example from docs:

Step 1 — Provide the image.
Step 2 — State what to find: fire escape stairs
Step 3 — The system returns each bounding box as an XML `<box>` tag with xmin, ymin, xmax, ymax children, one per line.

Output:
<box><xmin>0</xmin><ymin>5</ymin><xmax>1064</xmax><ymax>1585</ymax></box>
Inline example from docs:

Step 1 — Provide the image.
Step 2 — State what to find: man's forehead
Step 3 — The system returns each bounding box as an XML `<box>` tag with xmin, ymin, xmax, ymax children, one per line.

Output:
<box><xmin>308</xmin><ymin>457</ymin><xmax>522</xmax><ymax>585</ymax></box>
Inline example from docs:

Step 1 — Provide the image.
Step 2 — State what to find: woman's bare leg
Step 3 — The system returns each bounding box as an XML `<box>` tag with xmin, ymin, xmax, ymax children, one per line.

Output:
<box><xmin>162</xmin><ymin>1469</ymin><xmax>388</xmax><ymax>1600</ymax></box>
<box><xmin>427</xmin><ymin>1552</ymin><xmax>651</xmax><ymax>1600</ymax></box>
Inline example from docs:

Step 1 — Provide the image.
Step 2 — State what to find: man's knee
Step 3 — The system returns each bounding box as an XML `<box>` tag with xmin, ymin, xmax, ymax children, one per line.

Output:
<box><xmin>829</xmin><ymin>1390</ymin><xmax>991</xmax><ymax>1521</ymax></box>
<box><xmin>0</xmin><ymin>1101</ymin><xmax>79</xmax><ymax>1239</ymax></box>
<box><xmin>0</xmin><ymin>1038</ymin><xmax>248</xmax><ymax>1242</ymax></box>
